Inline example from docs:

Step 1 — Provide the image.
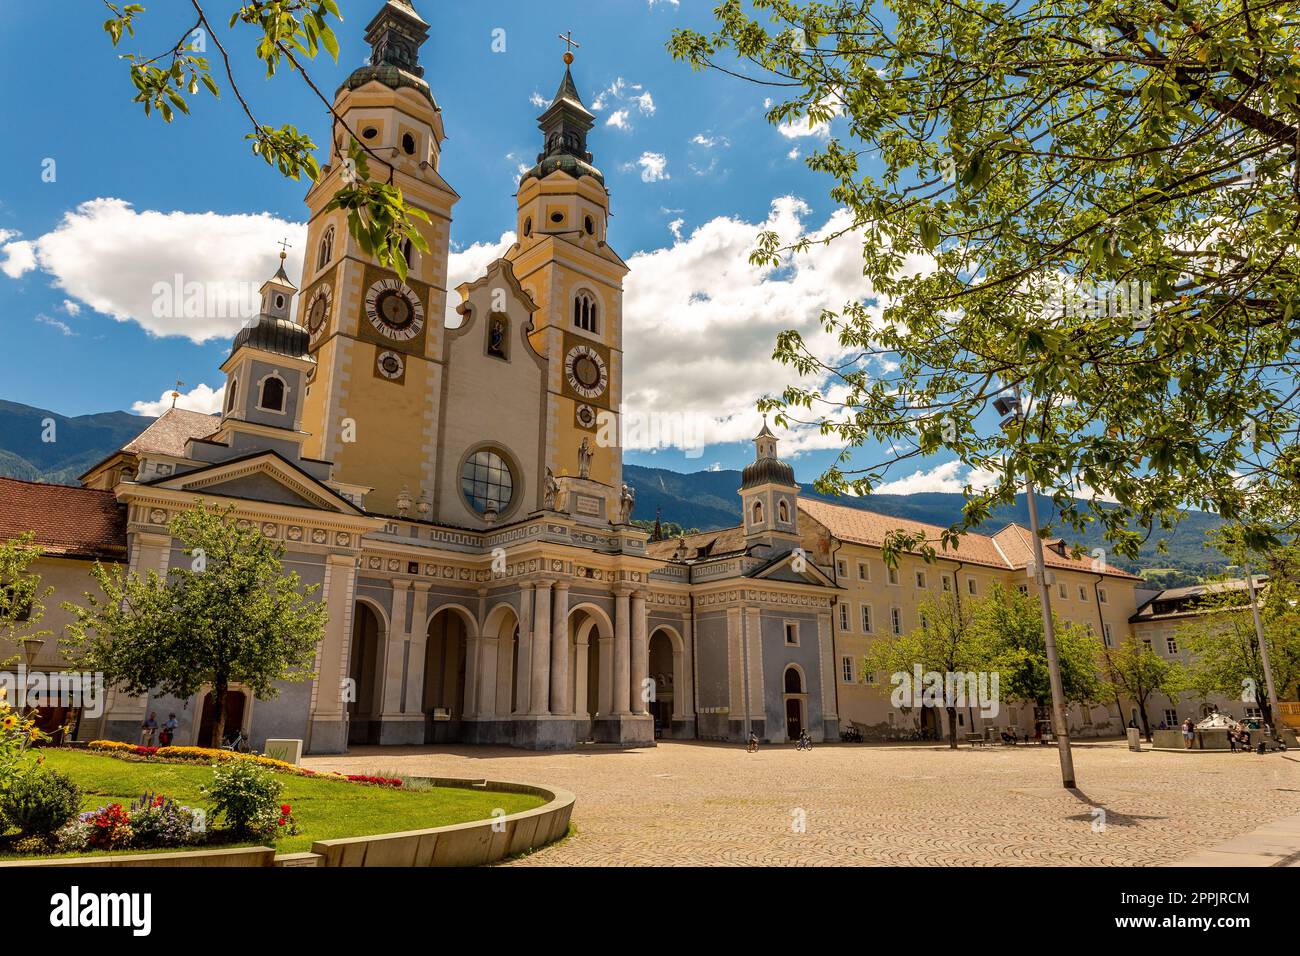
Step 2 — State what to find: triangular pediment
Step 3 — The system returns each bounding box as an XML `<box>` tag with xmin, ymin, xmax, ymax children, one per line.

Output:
<box><xmin>147</xmin><ymin>451</ymin><xmax>363</xmax><ymax>515</ymax></box>
<box><xmin>747</xmin><ymin>550</ymin><xmax>838</xmax><ymax>588</ymax></box>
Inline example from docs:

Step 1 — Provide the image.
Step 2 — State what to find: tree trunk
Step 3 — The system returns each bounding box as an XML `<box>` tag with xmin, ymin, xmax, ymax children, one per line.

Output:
<box><xmin>1138</xmin><ymin>699</ymin><xmax>1152</xmax><ymax>742</ymax></box>
<box><xmin>209</xmin><ymin>681</ymin><xmax>228</xmax><ymax>749</ymax></box>
<box><xmin>946</xmin><ymin>706</ymin><xmax>958</xmax><ymax>749</ymax></box>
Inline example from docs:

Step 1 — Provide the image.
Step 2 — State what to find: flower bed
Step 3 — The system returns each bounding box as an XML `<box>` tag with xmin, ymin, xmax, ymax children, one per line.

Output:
<box><xmin>85</xmin><ymin>741</ymin><xmax>401</xmax><ymax>788</ymax></box>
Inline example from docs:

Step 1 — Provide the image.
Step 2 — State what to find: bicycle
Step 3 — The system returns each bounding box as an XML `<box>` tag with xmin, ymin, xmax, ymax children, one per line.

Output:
<box><xmin>221</xmin><ymin>730</ymin><xmax>251</xmax><ymax>754</ymax></box>
<box><xmin>795</xmin><ymin>735</ymin><xmax>813</xmax><ymax>751</ymax></box>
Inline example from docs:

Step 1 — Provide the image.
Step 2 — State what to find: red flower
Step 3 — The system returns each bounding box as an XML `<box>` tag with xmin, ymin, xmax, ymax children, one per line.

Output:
<box><xmin>281</xmin><ymin>804</ymin><xmax>291</xmax><ymax>814</ymax></box>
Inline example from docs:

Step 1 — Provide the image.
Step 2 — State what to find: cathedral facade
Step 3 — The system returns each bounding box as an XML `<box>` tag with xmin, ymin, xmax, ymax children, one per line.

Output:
<box><xmin>4</xmin><ymin>0</ymin><xmax>841</xmax><ymax>755</ymax></box>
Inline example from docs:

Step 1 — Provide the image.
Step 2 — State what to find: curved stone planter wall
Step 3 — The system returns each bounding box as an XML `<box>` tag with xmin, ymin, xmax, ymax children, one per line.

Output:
<box><xmin>306</xmin><ymin>777</ymin><xmax>574</xmax><ymax>867</ymax></box>
<box><xmin>1</xmin><ymin>777</ymin><xmax>573</xmax><ymax>869</ymax></box>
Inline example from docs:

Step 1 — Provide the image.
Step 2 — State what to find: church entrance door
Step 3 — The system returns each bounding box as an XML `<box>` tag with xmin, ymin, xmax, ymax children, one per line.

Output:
<box><xmin>785</xmin><ymin>698</ymin><xmax>802</xmax><ymax>740</ymax></box>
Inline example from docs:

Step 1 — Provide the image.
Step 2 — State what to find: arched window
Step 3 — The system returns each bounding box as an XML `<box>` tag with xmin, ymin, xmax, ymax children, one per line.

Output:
<box><xmin>752</xmin><ymin>500</ymin><xmax>763</xmax><ymax>524</ymax></box>
<box><xmin>225</xmin><ymin>379</ymin><xmax>238</xmax><ymax>414</ymax></box>
<box><xmin>259</xmin><ymin>375</ymin><xmax>286</xmax><ymax>413</ymax></box>
<box><xmin>778</xmin><ymin>500</ymin><xmax>790</xmax><ymax>523</ymax></box>
<box><xmin>784</xmin><ymin>666</ymin><xmax>803</xmax><ymax>694</ymax></box>
<box><xmin>317</xmin><ymin>227</ymin><xmax>334</xmax><ymax>270</ymax></box>
<box><xmin>573</xmin><ymin>291</ymin><xmax>598</xmax><ymax>333</ymax></box>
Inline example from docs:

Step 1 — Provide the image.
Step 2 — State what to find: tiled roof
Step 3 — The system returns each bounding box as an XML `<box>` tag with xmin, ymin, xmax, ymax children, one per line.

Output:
<box><xmin>121</xmin><ymin>408</ymin><xmax>218</xmax><ymax>458</ymax></box>
<box><xmin>0</xmin><ymin>477</ymin><xmax>126</xmax><ymax>561</ymax></box>
<box><xmin>798</xmin><ymin>497</ymin><xmax>1142</xmax><ymax>580</ymax></box>
<box><xmin>645</xmin><ymin>525</ymin><xmax>747</xmax><ymax>562</ymax></box>
<box><xmin>1129</xmin><ymin>578</ymin><xmax>1261</xmax><ymax>623</ymax></box>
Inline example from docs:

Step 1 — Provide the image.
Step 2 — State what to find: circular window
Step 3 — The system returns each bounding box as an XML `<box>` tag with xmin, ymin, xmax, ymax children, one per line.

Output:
<box><xmin>584</xmin><ymin>215</ymin><xmax>595</xmax><ymax>235</ymax></box>
<box><xmin>274</xmin><ymin>294</ymin><xmax>285</xmax><ymax>309</ymax></box>
<box><xmin>362</xmin><ymin>126</ymin><xmax>378</xmax><ymax>140</ymax></box>
<box><xmin>550</xmin><ymin>211</ymin><xmax>564</xmax><ymax>224</ymax></box>
<box><xmin>460</xmin><ymin>449</ymin><xmax>514</xmax><ymax>516</ymax></box>
<box><xmin>402</xmin><ymin>133</ymin><xmax>416</xmax><ymax>155</ymax></box>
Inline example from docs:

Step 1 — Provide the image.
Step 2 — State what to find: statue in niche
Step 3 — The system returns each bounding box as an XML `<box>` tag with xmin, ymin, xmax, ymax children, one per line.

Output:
<box><xmin>487</xmin><ymin>315</ymin><xmax>507</xmax><ymax>358</ymax></box>
<box><xmin>618</xmin><ymin>483</ymin><xmax>635</xmax><ymax>524</ymax></box>
<box><xmin>577</xmin><ymin>437</ymin><xmax>594</xmax><ymax>479</ymax></box>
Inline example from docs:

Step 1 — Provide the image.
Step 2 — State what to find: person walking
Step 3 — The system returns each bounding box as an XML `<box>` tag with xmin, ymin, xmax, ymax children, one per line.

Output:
<box><xmin>140</xmin><ymin>711</ymin><xmax>158</xmax><ymax>747</ymax></box>
<box><xmin>1181</xmin><ymin>717</ymin><xmax>1195</xmax><ymax>750</ymax></box>
<box><xmin>746</xmin><ymin>731</ymin><xmax>758</xmax><ymax>753</ymax></box>
<box><xmin>159</xmin><ymin>712</ymin><xmax>179</xmax><ymax>747</ymax></box>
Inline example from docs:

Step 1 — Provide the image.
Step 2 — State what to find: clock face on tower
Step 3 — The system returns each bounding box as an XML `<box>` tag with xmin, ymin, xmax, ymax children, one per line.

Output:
<box><xmin>306</xmin><ymin>283</ymin><xmax>332</xmax><ymax>341</ymax></box>
<box><xmin>565</xmin><ymin>345</ymin><xmax>607</xmax><ymax>400</ymax></box>
<box><xmin>364</xmin><ymin>278</ymin><xmax>425</xmax><ymax>341</ymax></box>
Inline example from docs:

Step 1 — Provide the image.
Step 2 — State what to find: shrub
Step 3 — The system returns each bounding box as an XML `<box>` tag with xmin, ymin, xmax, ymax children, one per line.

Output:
<box><xmin>54</xmin><ymin>819</ymin><xmax>91</xmax><ymax>854</ymax></box>
<box><xmin>128</xmin><ymin>792</ymin><xmax>203</xmax><ymax>849</ymax></box>
<box><xmin>204</xmin><ymin>760</ymin><xmax>284</xmax><ymax>838</ymax></box>
<box><xmin>1</xmin><ymin>767</ymin><xmax>82</xmax><ymax>837</ymax></box>
<box><xmin>83</xmin><ymin>804</ymin><xmax>133</xmax><ymax>850</ymax></box>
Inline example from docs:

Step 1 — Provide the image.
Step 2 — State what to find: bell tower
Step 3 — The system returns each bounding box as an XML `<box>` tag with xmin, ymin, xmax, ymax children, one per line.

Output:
<box><xmin>297</xmin><ymin>0</ymin><xmax>459</xmax><ymax>515</ymax></box>
<box><xmin>507</xmin><ymin>41</ymin><xmax>629</xmax><ymax>490</ymax></box>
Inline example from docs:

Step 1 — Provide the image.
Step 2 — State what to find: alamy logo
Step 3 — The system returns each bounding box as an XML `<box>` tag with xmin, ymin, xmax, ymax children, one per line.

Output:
<box><xmin>49</xmin><ymin>886</ymin><xmax>151</xmax><ymax>936</ymax></box>
<box><xmin>0</xmin><ymin>667</ymin><xmax>104</xmax><ymax>718</ymax></box>
<box><xmin>890</xmin><ymin>665</ymin><xmax>1000</xmax><ymax>719</ymax></box>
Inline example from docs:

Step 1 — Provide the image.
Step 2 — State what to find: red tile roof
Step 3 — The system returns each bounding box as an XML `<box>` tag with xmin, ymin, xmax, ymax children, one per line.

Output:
<box><xmin>0</xmin><ymin>477</ymin><xmax>127</xmax><ymax>561</ymax></box>
<box><xmin>121</xmin><ymin>408</ymin><xmax>218</xmax><ymax>457</ymax></box>
<box><xmin>798</xmin><ymin>497</ymin><xmax>1141</xmax><ymax>579</ymax></box>
<box><xmin>645</xmin><ymin>525</ymin><xmax>747</xmax><ymax>561</ymax></box>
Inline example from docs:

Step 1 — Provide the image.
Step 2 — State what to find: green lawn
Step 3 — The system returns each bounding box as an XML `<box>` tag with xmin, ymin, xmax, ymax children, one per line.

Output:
<box><xmin>5</xmin><ymin>749</ymin><xmax>545</xmax><ymax>857</ymax></box>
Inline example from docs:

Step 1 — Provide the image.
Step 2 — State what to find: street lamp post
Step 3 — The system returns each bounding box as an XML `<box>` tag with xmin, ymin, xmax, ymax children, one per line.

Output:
<box><xmin>1244</xmin><ymin>566</ymin><xmax>1281</xmax><ymax>736</ymax></box>
<box><xmin>995</xmin><ymin>388</ymin><xmax>1077</xmax><ymax>789</ymax></box>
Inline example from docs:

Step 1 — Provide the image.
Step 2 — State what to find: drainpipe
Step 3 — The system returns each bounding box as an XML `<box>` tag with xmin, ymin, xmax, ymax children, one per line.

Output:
<box><xmin>688</xmin><ymin>590</ymin><xmax>699</xmax><ymax>740</ymax></box>
<box><xmin>740</xmin><ymin>600</ymin><xmax>751</xmax><ymax>741</ymax></box>
<box><xmin>829</xmin><ymin>536</ymin><xmax>844</xmax><ymax>732</ymax></box>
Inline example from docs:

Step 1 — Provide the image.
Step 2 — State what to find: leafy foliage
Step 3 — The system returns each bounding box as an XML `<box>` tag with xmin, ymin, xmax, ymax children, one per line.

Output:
<box><xmin>203</xmin><ymin>759</ymin><xmax>284</xmax><ymax>838</ymax></box>
<box><xmin>1</xmin><ymin>767</ymin><xmax>82</xmax><ymax>838</ymax></box>
<box><xmin>1097</xmin><ymin>636</ymin><xmax>1183</xmax><ymax>739</ymax></box>
<box><xmin>100</xmin><ymin>0</ymin><xmax>425</xmax><ymax>277</ymax></box>
<box><xmin>670</xmin><ymin>0</ymin><xmax>1300</xmax><ymax>561</ymax></box>
<box><xmin>0</xmin><ymin>533</ymin><xmax>52</xmax><ymax>659</ymax></box>
<box><xmin>62</xmin><ymin>502</ymin><xmax>327</xmax><ymax>747</ymax></box>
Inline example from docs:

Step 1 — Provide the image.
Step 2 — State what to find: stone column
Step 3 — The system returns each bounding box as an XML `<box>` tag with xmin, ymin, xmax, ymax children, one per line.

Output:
<box><xmin>307</xmin><ymin>552</ymin><xmax>358</xmax><ymax>753</ymax></box>
<box><xmin>680</xmin><ymin>612</ymin><xmax>696</xmax><ymax>718</ymax></box>
<box><xmin>630</xmin><ymin>591</ymin><xmax>649</xmax><ymax>715</ymax></box>
<box><xmin>529</xmin><ymin>581</ymin><xmax>553</xmax><ymax>716</ymax></box>
<box><xmin>613</xmin><ymin>586</ymin><xmax>632</xmax><ymax>715</ymax></box>
<box><xmin>550</xmin><ymin>582</ymin><xmax>571</xmax><ymax>716</ymax></box>
<box><xmin>380</xmin><ymin>579</ymin><xmax>411</xmax><ymax>716</ymax></box>
<box><xmin>405</xmin><ymin>582</ymin><xmax>431</xmax><ymax>714</ymax></box>
<box><xmin>463</xmin><ymin>633</ymin><xmax>482</xmax><ymax>717</ymax></box>
<box><xmin>514</xmin><ymin>584</ymin><xmax>533</xmax><ymax>716</ymax></box>
<box><xmin>574</xmin><ymin>623</ymin><xmax>591</xmax><ymax>719</ymax></box>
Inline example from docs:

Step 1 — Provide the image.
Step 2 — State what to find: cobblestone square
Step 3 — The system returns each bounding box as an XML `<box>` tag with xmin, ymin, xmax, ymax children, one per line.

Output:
<box><xmin>304</xmin><ymin>739</ymin><xmax>1300</xmax><ymax>866</ymax></box>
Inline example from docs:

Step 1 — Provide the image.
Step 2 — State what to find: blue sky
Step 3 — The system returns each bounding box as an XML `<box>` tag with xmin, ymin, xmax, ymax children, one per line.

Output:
<box><xmin>0</xmin><ymin>0</ymin><xmax>970</xmax><ymax>492</ymax></box>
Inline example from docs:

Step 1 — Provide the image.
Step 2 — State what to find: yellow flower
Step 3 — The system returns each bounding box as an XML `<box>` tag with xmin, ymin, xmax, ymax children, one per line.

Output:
<box><xmin>1</xmin><ymin>715</ymin><xmax>18</xmax><ymax>731</ymax></box>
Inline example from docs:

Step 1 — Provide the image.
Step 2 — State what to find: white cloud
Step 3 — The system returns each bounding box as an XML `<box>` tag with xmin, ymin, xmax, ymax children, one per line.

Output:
<box><xmin>626</xmin><ymin>152</ymin><xmax>670</xmax><ymax>182</ymax></box>
<box><xmin>668</xmin><ymin>218</ymin><xmax>685</xmax><ymax>241</ymax></box>
<box><xmin>132</xmin><ymin>382</ymin><xmax>225</xmax><ymax>417</ymax></box>
<box><xmin>621</xmin><ymin>196</ymin><xmax>934</xmax><ymax>455</ymax></box>
<box><xmin>0</xmin><ymin>198</ymin><xmax>305</xmax><ymax>343</ymax></box>
<box><xmin>871</xmin><ymin>460</ymin><xmax>1000</xmax><ymax>495</ymax></box>
<box><xmin>591</xmin><ymin>77</ymin><xmax>655</xmax><ymax>118</ymax></box>
<box><xmin>691</xmin><ymin>133</ymin><xmax>728</xmax><ymax>149</ymax></box>
<box><xmin>1</xmin><ymin>239</ymin><xmax>36</xmax><ymax>279</ymax></box>
<box><xmin>61</xmin><ymin>299</ymin><xmax>81</xmax><ymax>316</ymax></box>
<box><xmin>606</xmin><ymin>109</ymin><xmax>632</xmax><ymax>130</ymax></box>
<box><xmin>34</xmin><ymin>313</ymin><xmax>74</xmax><ymax>336</ymax></box>
<box><xmin>787</xmin><ymin>147</ymin><xmax>801</xmax><ymax>160</ymax></box>
<box><xmin>633</xmin><ymin>91</ymin><xmax>656</xmax><ymax>115</ymax></box>
<box><xmin>529</xmin><ymin>91</ymin><xmax>548</xmax><ymax>108</ymax></box>
<box><xmin>647</xmin><ymin>0</ymin><xmax>679</xmax><ymax>6</ymax></box>
<box><xmin>591</xmin><ymin>78</ymin><xmax>626</xmax><ymax>112</ymax></box>
<box><xmin>778</xmin><ymin>117</ymin><xmax>831</xmax><ymax>139</ymax></box>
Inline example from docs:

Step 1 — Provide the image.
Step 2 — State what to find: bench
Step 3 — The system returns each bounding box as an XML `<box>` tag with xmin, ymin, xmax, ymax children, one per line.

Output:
<box><xmin>964</xmin><ymin>733</ymin><xmax>986</xmax><ymax>747</ymax></box>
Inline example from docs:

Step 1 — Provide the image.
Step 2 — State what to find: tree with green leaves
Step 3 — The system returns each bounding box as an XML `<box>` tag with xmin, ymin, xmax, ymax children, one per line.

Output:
<box><xmin>670</xmin><ymin>0</ymin><xmax>1300</xmax><ymax>562</ymax></box>
<box><xmin>1175</xmin><ymin>538</ymin><xmax>1300</xmax><ymax>726</ymax></box>
<box><xmin>969</xmin><ymin>582</ymin><xmax>1101</xmax><ymax>727</ymax></box>
<box><xmin>0</xmin><ymin>533</ymin><xmax>53</xmax><ymax>667</ymax></box>
<box><xmin>62</xmin><ymin>503</ymin><xmax>327</xmax><ymax>748</ymax></box>
<box><xmin>862</xmin><ymin>591</ymin><xmax>985</xmax><ymax>748</ymax></box>
<box><xmin>100</xmin><ymin>0</ymin><xmax>427</xmax><ymax>281</ymax></box>
<box><xmin>1098</xmin><ymin>636</ymin><xmax>1183</xmax><ymax>740</ymax></box>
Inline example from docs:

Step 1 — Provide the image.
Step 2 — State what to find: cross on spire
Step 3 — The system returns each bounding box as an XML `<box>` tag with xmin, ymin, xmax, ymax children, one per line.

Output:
<box><xmin>557</xmin><ymin>30</ymin><xmax>580</xmax><ymax>63</ymax></box>
<box><xmin>277</xmin><ymin>237</ymin><xmax>293</xmax><ymax>258</ymax></box>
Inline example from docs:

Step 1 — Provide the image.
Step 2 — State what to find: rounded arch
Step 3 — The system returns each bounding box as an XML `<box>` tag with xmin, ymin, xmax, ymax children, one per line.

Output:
<box><xmin>425</xmin><ymin>602</ymin><xmax>479</xmax><ymax>639</ymax></box>
<box><xmin>317</xmin><ymin>225</ymin><xmax>335</xmax><ymax>270</ymax></box>
<box><xmin>255</xmin><ymin>370</ymin><xmax>287</xmax><ymax>414</ymax></box>
<box><xmin>347</xmin><ymin>598</ymin><xmax>387</xmax><ymax>745</ymax></box>
<box><xmin>567</xmin><ymin>601</ymin><xmax>614</xmax><ymax>641</ymax></box>
<box><xmin>568</xmin><ymin>601</ymin><xmax>615</xmax><ymax>733</ymax></box>
<box><xmin>783</xmin><ymin>663</ymin><xmax>807</xmax><ymax>694</ymax></box>
<box><xmin>483</xmin><ymin>601</ymin><xmax>519</xmax><ymax>639</ymax></box>
<box><xmin>571</xmin><ymin>286</ymin><xmax>603</xmax><ymax>335</ymax></box>
<box><xmin>648</xmin><ymin>624</ymin><xmax>689</xmax><ymax>739</ymax></box>
<box><xmin>354</xmin><ymin>594</ymin><xmax>390</xmax><ymax>635</ymax></box>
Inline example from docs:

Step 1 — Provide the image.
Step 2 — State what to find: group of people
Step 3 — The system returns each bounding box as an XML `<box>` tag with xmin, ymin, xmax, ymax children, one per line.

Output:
<box><xmin>139</xmin><ymin>711</ymin><xmax>179</xmax><ymax>747</ymax></box>
<box><xmin>744</xmin><ymin>728</ymin><xmax>814</xmax><ymax>752</ymax></box>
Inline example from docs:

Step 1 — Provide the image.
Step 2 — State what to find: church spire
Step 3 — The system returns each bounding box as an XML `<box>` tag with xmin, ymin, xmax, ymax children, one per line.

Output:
<box><xmin>365</xmin><ymin>0</ymin><xmax>429</xmax><ymax>76</ymax></box>
<box><xmin>521</xmin><ymin>35</ymin><xmax>603</xmax><ymax>185</ymax></box>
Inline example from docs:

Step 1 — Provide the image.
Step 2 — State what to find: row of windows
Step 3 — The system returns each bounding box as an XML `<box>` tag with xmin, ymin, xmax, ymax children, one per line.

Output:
<box><xmin>836</xmin><ymin>602</ymin><xmax>904</xmax><ymax>636</ymax></box>
<box><xmin>835</xmin><ymin>559</ymin><xmax>978</xmax><ymax>595</ymax></box>
<box><xmin>752</xmin><ymin>499</ymin><xmax>791</xmax><ymax>524</ymax></box>
<box><xmin>840</xmin><ymin>656</ymin><xmax>877</xmax><ymax>684</ymax></box>
<box><xmin>1057</xmin><ymin>581</ymin><xmax>1109</xmax><ymax>603</ymax></box>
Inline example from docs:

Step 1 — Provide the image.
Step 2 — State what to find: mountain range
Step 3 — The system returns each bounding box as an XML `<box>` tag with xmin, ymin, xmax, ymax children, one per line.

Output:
<box><xmin>0</xmin><ymin>400</ymin><xmax>1228</xmax><ymax>574</ymax></box>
